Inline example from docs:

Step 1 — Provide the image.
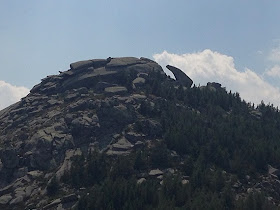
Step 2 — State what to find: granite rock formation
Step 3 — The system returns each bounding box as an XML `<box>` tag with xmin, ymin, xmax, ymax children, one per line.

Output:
<box><xmin>0</xmin><ymin>57</ymin><xmax>192</xmax><ymax>209</ymax></box>
<box><xmin>166</xmin><ymin>65</ymin><xmax>193</xmax><ymax>87</ymax></box>
<box><xmin>0</xmin><ymin>57</ymin><xmax>276</xmax><ymax>209</ymax></box>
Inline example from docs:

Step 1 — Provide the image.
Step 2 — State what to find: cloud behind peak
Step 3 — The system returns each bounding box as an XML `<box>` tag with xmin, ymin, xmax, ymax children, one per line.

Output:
<box><xmin>153</xmin><ymin>50</ymin><xmax>280</xmax><ymax>106</ymax></box>
<box><xmin>0</xmin><ymin>81</ymin><xmax>29</xmax><ymax>110</ymax></box>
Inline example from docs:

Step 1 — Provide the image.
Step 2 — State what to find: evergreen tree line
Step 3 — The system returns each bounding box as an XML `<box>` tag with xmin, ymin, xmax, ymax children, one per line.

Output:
<box><xmin>60</xmin><ymin>71</ymin><xmax>280</xmax><ymax>209</ymax></box>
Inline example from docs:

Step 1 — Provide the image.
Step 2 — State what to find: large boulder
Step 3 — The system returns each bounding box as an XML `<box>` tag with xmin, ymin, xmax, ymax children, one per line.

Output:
<box><xmin>166</xmin><ymin>65</ymin><xmax>193</xmax><ymax>87</ymax></box>
<box><xmin>206</xmin><ymin>82</ymin><xmax>222</xmax><ymax>91</ymax></box>
<box><xmin>106</xmin><ymin>57</ymin><xmax>145</xmax><ymax>68</ymax></box>
<box><xmin>70</xmin><ymin>60</ymin><xmax>94</xmax><ymax>70</ymax></box>
<box><xmin>70</xmin><ymin>58</ymin><xmax>111</xmax><ymax>70</ymax></box>
<box><xmin>104</xmin><ymin>86</ymin><xmax>128</xmax><ymax>95</ymax></box>
<box><xmin>132</xmin><ymin>77</ymin><xmax>146</xmax><ymax>88</ymax></box>
<box><xmin>62</xmin><ymin>67</ymin><xmax>118</xmax><ymax>91</ymax></box>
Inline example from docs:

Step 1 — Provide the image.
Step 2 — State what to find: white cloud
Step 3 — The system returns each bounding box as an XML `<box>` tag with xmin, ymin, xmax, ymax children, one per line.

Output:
<box><xmin>268</xmin><ymin>42</ymin><xmax>280</xmax><ymax>62</ymax></box>
<box><xmin>0</xmin><ymin>81</ymin><xmax>29</xmax><ymax>110</ymax></box>
<box><xmin>153</xmin><ymin>50</ymin><xmax>280</xmax><ymax>106</ymax></box>
<box><xmin>265</xmin><ymin>65</ymin><xmax>280</xmax><ymax>77</ymax></box>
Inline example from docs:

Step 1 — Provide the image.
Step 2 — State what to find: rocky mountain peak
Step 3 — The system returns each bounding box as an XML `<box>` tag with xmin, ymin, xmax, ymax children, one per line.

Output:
<box><xmin>0</xmin><ymin>57</ymin><xmax>192</xmax><ymax>209</ymax></box>
<box><xmin>29</xmin><ymin>57</ymin><xmax>166</xmax><ymax>95</ymax></box>
<box><xmin>0</xmin><ymin>57</ymin><xmax>280</xmax><ymax>209</ymax></box>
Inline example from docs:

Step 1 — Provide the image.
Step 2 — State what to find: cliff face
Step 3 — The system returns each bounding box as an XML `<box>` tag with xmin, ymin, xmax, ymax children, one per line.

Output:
<box><xmin>0</xmin><ymin>57</ymin><xmax>190</xmax><ymax>208</ymax></box>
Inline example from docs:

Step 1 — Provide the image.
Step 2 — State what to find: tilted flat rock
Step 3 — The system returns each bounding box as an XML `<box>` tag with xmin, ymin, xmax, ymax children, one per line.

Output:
<box><xmin>70</xmin><ymin>60</ymin><xmax>94</xmax><ymax>70</ymax></box>
<box><xmin>149</xmin><ymin>169</ymin><xmax>164</xmax><ymax>176</ymax></box>
<box><xmin>166</xmin><ymin>65</ymin><xmax>193</xmax><ymax>87</ymax></box>
<box><xmin>70</xmin><ymin>58</ymin><xmax>110</xmax><ymax>70</ymax></box>
<box><xmin>104</xmin><ymin>86</ymin><xmax>128</xmax><ymax>94</ymax></box>
<box><xmin>132</xmin><ymin>77</ymin><xmax>146</xmax><ymax>88</ymax></box>
<box><xmin>106</xmin><ymin>57</ymin><xmax>145</xmax><ymax>67</ymax></box>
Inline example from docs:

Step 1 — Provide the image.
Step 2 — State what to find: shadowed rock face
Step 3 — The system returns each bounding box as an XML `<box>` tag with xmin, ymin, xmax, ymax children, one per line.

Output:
<box><xmin>166</xmin><ymin>65</ymin><xmax>193</xmax><ymax>88</ymax></box>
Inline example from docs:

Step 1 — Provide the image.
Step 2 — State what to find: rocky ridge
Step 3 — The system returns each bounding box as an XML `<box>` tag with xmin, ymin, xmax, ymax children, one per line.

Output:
<box><xmin>0</xmin><ymin>57</ymin><xmax>192</xmax><ymax>209</ymax></box>
<box><xmin>0</xmin><ymin>57</ymin><xmax>279</xmax><ymax>209</ymax></box>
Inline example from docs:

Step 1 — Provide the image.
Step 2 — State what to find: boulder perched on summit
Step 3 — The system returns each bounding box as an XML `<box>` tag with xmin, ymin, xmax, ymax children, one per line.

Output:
<box><xmin>166</xmin><ymin>65</ymin><xmax>193</xmax><ymax>88</ymax></box>
<box><xmin>206</xmin><ymin>82</ymin><xmax>223</xmax><ymax>91</ymax></box>
<box><xmin>70</xmin><ymin>58</ymin><xmax>111</xmax><ymax>70</ymax></box>
<box><xmin>30</xmin><ymin>57</ymin><xmax>166</xmax><ymax>95</ymax></box>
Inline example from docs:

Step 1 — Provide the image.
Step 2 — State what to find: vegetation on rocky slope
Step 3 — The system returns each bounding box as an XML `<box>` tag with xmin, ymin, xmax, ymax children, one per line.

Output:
<box><xmin>0</xmin><ymin>57</ymin><xmax>280</xmax><ymax>209</ymax></box>
<box><xmin>64</xmin><ymin>70</ymin><xmax>280</xmax><ymax>209</ymax></box>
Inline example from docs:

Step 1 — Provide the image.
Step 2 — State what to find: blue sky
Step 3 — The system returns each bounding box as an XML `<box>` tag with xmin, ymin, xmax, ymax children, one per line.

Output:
<box><xmin>1</xmin><ymin>1</ymin><xmax>280</xmax><ymax>109</ymax></box>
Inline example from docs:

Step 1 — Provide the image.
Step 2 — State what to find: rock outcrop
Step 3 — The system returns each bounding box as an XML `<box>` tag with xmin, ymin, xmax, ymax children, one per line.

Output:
<box><xmin>166</xmin><ymin>65</ymin><xmax>193</xmax><ymax>87</ymax></box>
<box><xmin>0</xmin><ymin>56</ymin><xmax>279</xmax><ymax>209</ymax></box>
<box><xmin>0</xmin><ymin>57</ymin><xmax>182</xmax><ymax>209</ymax></box>
<box><xmin>206</xmin><ymin>82</ymin><xmax>223</xmax><ymax>91</ymax></box>
<box><xmin>30</xmin><ymin>57</ymin><xmax>165</xmax><ymax>95</ymax></box>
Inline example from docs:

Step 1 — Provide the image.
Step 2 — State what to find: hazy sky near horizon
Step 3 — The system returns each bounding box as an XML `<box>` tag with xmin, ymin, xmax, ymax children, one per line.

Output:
<box><xmin>1</xmin><ymin>0</ymin><xmax>280</xmax><ymax>109</ymax></box>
